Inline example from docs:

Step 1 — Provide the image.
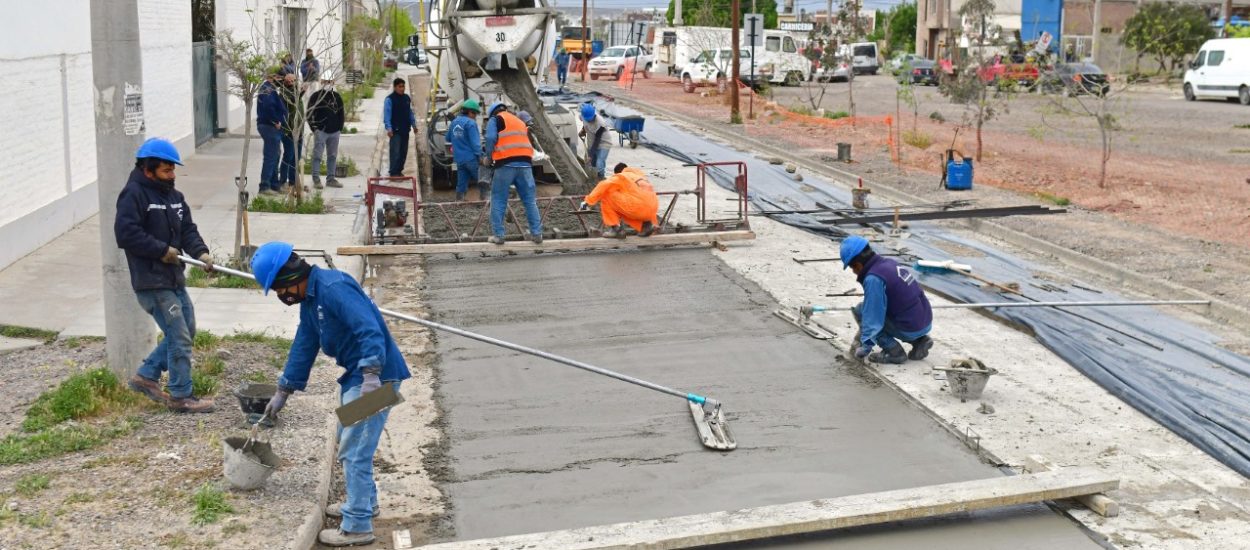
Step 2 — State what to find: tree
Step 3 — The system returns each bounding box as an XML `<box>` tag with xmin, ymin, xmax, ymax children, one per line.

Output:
<box><xmin>667</xmin><ymin>0</ymin><xmax>780</xmax><ymax>29</ymax></box>
<box><xmin>887</xmin><ymin>3</ymin><xmax>917</xmax><ymax>54</ymax></box>
<box><xmin>382</xmin><ymin>2</ymin><xmax>417</xmax><ymax>50</ymax></box>
<box><xmin>215</xmin><ymin>30</ymin><xmax>275</xmax><ymax>258</ymax></box>
<box><xmin>801</xmin><ymin>30</ymin><xmax>840</xmax><ymax>110</ymax></box>
<box><xmin>191</xmin><ymin>0</ymin><xmax>214</xmax><ymax>43</ymax></box>
<box><xmin>1121</xmin><ymin>2</ymin><xmax>1213</xmax><ymax>74</ymax></box>
<box><xmin>937</xmin><ymin>0</ymin><xmax>1012</xmax><ymax>162</ymax></box>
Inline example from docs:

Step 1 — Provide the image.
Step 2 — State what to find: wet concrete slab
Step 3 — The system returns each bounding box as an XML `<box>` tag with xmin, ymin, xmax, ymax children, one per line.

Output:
<box><xmin>422</xmin><ymin>248</ymin><xmax>1105</xmax><ymax>548</ymax></box>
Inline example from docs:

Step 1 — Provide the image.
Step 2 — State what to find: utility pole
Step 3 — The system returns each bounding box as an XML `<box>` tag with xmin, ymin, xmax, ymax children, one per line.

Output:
<box><xmin>90</xmin><ymin>0</ymin><xmax>154</xmax><ymax>377</ymax></box>
<box><xmin>1090</xmin><ymin>0</ymin><xmax>1103</xmax><ymax>63</ymax></box>
<box><xmin>826</xmin><ymin>0</ymin><xmax>834</xmax><ymax>34</ymax></box>
<box><xmin>674</xmin><ymin>0</ymin><xmax>684</xmax><ymax>26</ymax></box>
<box><xmin>1223</xmin><ymin>0</ymin><xmax>1233</xmax><ymax>36</ymax></box>
<box><xmin>581</xmin><ymin>0</ymin><xmax>589</xmax><ymax>81</ymax></box>
<box><xmin>731</xmin><ymin>0</ymin><xmax>741</xmax><ymax>123</ymax></box>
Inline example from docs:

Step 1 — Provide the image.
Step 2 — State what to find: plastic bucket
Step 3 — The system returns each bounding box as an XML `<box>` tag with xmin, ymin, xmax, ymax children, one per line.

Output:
<box><xmin>222</xmin><ymin>436</ymin><xmax>279</xmax><ymax>491</ymax></box>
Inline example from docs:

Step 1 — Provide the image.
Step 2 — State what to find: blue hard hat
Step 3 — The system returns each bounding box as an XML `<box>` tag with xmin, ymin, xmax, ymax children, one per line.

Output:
<box><xmin>135</xmin><ymin>137</ymin><xmax>183</xmax><ymax>165</ymax></box>
<box><xmin>840</xmin><ymin>236</ymin><xmax>870</xmax><ymax>269</ymax></box>
<box><xmin>580</xmin><ymin>103</ymin><xmax>596</xmax><ymax>122</ymax></box>
<box><xmin>517</xmin><ymin>110</ymin><xmax>533</xmax><ymax>125</ymax></box>
<box><xmin>488</xmin><ymin>102</ymin><xmax>506</xmax><ymax>116</ymax></box>
<box><xmin>251</xmin><ymin>241</ymin><xmax>295</xmax><ymax>295</ymax></box>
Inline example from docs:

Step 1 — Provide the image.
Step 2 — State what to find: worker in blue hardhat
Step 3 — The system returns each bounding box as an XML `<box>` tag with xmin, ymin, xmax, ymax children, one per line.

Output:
<box><xmin>840</xmin><ymin>236</ymin><xmax>934</xmax><ymax>364</ymax></box>
<box><xmin>578</xmin><ymin>102</ymin><xmax>612</xmax><ymax>179</ymax></box>
<box><xmin>116</xmin><ymin>138</ymin><xmax>217</xmax><ymax>413</ymax></box>
<box><xmin>252</xmin><ymin>241</ymin><xmax>411</xmax><ymax>547</ymax></box>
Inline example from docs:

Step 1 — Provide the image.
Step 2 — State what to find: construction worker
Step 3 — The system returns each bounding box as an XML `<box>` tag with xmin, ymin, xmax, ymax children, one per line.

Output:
<box><xmin>555</xmin><ymin>47</ymin><xmax>571</xmax><ymax>86</ymax></box>
<box><xmin>445</xmin><ymin>99</ymin><xmax>485</xmax><ymax>201</ymax></box>
<box><xmin>581</xmin><ymin>162</ymin><xmax>659</xmax><ymax>238</ymax></box>
<box><xmin>116</xmin><ymin>138</ymin><xmax>216</xmax><ymax>413</ymax></box>
<box><xmin>578</xmin><ymin>103</ymin><xmax>612</xmax><ymax>179</ymax></box>
<box><xmin>253</xmin><ymin>242</ymin><xmax>411</xmax><ymax>548</ymax></box>
<box><xmin>383</xmin><ymin>78</ymin><xmax>418</xmax><ymax>177</ymax></box>
<box><xmin>840</xmin><ymin>236</ymin><xmax>934</xmax><ymax>364</ymax></box>
<box><xmin>484</xmin><ymin>102</ymin><xmax>543</xmax><ymax>245</ymax></box>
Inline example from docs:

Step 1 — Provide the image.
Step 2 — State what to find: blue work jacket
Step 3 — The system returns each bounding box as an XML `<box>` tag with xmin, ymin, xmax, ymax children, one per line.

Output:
<box><xmin>279</xmin><ymin>266</ymin><xmax>411</xmax><ymax>392</ymax></box>
<box><xmin>445</xmin><ymin>114</ymin><xmax>482</xmax><ymax>164</ymax></box>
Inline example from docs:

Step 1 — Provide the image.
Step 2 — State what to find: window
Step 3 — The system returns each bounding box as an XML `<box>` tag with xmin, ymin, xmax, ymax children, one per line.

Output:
<box><xmin>626</xmin><ymin>47</ymin><xmax>638</xmax><ymax>58</ymax></box>
<box><xmin>766</xmin><ymin>36</ymin><xmax>781</xmax><ymax>52</ymax></box>
<box><xmin>1208</xmin><ymin>50</ymin><xmax>1225</xmax><ymax>67</ymax></box>
<box><xmin>783</xmin><ymin>37</ymin><xmax>797</xmax><ymax>53</ymax></box>
<box><xmin>853</xmin><ymin>45</ymin><xmax>875</xmax><ymax>57</ymax></box>
<box><xmin>1193</xmin><ymin>51</ymin><xmax>1207</xmax><ymax>68</ymax></box>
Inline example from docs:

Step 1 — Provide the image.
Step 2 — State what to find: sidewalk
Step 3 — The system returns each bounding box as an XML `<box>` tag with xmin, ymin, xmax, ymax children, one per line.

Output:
<box><xmin>0</xmin><ymin>91</ymin><xmax>387</xmax><ymax>339</ymax></box>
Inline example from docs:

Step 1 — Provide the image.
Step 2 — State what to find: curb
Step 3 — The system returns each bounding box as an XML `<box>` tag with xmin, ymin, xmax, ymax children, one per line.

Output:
<box><xmin>601</xmin><ymin>90</ymin><xmax>1250</xmax><ymax>331</ymax></box>
<box><xmin>290</xmin><ymin>414</ymin><xmax>338</xmax><ymax>550</ymax></box>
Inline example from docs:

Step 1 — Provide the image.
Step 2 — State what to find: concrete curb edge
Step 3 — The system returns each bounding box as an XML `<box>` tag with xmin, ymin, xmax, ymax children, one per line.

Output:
<box><xmin>291</xmin><ymin>413</ymin><xmax>338</xmax><ymax>550</ymax></box>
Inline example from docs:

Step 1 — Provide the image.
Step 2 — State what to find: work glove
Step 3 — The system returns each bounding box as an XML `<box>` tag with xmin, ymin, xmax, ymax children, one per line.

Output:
<box><xmin>854</xmin><ymin>344</ymin><xmax>873</xmax><ymax>360</ymax></box>
<box><xmin>360</xmin><ymin>372</ymin><xmax>382</xmax><ymax>394</ymax></box>
<box><xmin>161</xmin><ymin>246</ymin><xmax>182</xmax><ymax>265</ymax></box>
<box><xmin>265</xmin><ymin>388</ymin><xmax>292</xmax><ymax>418</ymax></box>
<box><xmin>578</xmin><ymin>201</ymin><xmax>589</xmax><ymax>211</ymax></box>
<box><xmin>198</xmin><ymin>253</ymin><xmax>214</xmax><ymax>272</ymax></box>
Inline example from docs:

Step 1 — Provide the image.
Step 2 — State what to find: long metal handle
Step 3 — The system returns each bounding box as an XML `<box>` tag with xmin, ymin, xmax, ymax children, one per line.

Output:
<box><xmin>806</xmin><ymin>299</ymin><xmax>1210</xmax><ymax>314</ymax></box>
<box><xmin>180</xmin><ymin>256</ymin><xmax>715</xmax><ymax>408</ymax></box>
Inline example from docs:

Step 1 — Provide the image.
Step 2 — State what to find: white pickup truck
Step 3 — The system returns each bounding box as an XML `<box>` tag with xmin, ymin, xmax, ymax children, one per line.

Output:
<box><xmin>680</xmin><ymin>48</ymin><xmax>753</xmax><ymax>93</ymax></box>
<box><xmin>589</xmin><ymin>45</ymin><xmax>655</xmax><ymax>80</ymax></box>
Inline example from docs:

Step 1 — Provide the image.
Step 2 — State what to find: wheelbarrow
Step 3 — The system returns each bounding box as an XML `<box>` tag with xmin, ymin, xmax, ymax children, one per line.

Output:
<box><xmin>614</xmin><ymin>115</ymin><xmax>645</xmax><ymax>149</ymax></box>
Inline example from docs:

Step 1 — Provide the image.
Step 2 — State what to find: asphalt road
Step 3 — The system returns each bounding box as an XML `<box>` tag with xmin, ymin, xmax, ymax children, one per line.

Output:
<box><xmin>764</xmin><ymin>72</ymin><xmax>1250</xmax><ymax>164</ymax></box>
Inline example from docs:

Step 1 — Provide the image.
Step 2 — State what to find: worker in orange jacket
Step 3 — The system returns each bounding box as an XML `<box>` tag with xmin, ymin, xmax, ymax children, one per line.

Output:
<box><xmin>580</xmin><ymin>163</ymin><xmax>659</xmax><ymax>238</ymax></box>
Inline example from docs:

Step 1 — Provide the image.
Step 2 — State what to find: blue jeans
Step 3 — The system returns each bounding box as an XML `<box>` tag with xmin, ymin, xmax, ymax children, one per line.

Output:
<box><xmin>591</xmin><ymin>147</ymin><xmax>609</xmax><ymax>179</ymax></box>
<box><xmin>134</xmin><ymin>288</ymin><xmax>196</xmax><ymax>398</ymax></box>
<box><xmin>490</xmin><ymin>165</ymin><xmax>542</xmax><ymax>238</ymax></box>
<box><xmin>258</xmin><ymin>124</ymin><xmax>283</xmax><ymax>191</ymax></box>
<box><xmin>337</xmin><ymin>382</ymin><xmax>400</xmax><ymax>534</ymax></box>
<box><xmin>455</xmin><ymin>160</ymin><xmax>485</xmax><ymax>199</ymax></box>
<box><xmin>557</xmin><ymin>66</ymin><xmax>568</xmax><ymax>85</ymax></box>
<box><xmin>389</xmin><ymin>131</ymin><xmax>410</xmax><ymax>176</ymax></box>
<box><xmin>851</xmin><ymin>303</ymin><xmax>928</xmax><ymax>351</ymax></box>
<box><xmin>279</xmin><ymin>133</ymin><xmax>298</xmax><ymax>184</ymax></box>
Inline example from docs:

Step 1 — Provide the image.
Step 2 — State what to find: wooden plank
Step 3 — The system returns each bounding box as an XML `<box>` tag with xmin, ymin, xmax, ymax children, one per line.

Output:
<box><xmin>337</xmin><ymin>230</ymin><xmax>756</xmax><ymax>256</ymax></box>
<box><xmin>1024</xmin><ymin>454</ymin><xmax>1120</xmax><ymax>517</ymax></box>
<box><xmin>418</xmin><ymin>468</ymin><xmax>1118</xmax><ymax>550</ymax></box>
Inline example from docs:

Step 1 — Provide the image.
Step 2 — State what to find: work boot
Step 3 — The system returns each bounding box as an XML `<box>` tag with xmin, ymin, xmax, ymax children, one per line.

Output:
<box><xmin>487</xmin><ymin>236</ymin><xmax>506</xmax><ymax>245</ymax></box>
<box><xmin>530</xmin><ymin>233</ymin><xmax>543</xmax><ymax>245</ymax></box>
<box><xmin>313</xmin><ymin>179</ymin><xmax>324</xmax><ymax>189</ymax></box>
<box><xmin>640</xmin><ymin>221</ymin><xmax>658</xmax><ymax>237</ymax></box>
<box><xmin>907</xmin><ymin>336</ymin><xmax>934</xmax><ymax>361</ymax></box>
<box><xmin>601</xmin><ymin>225</ymin><xmax>626</xmax><ymax>239</ymax></box>
<box><xmin>127</xmin><ymin>375</ymin><xmax>170</xmax><ymax>405</ymax></box>
<box><xmin>318</xmin><ymin>529</ymin><xmax>375</xmax><ymax>547</ymax></box>
<box><xmin>168</xmin><ymin>395</ymin><xmax>215</xmax><ymax>414</ymax></box>
<box><xmin>867</xmin><ymin>345</ymin><xmax>907</xmax><ymax>365</ymax></box>
<box><xmin>455</xmin><ymin>192</ymin><xmax>465</xmax><ymax>201</ymax></box>
<box><xmin>325</xmin><ymin>502</ymin><xmax>380</xmax><ymax>518</ymax></box>
<box><xmin>326</xmin><ymin>178</ymin><xmax>343</xmax><ymax>188</ymax></box>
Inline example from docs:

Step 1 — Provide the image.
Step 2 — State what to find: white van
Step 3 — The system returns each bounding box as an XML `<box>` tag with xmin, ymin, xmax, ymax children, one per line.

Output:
<box><xmin>1183</xmin><ymin>38</ymin><xmax>1250</xmax><ymax>105</ymax></box>
<box><xmin>837</xmin><ymin>42</ymin><xmax>880</xmax><ymax>75</ymax></box>
<box><xmin>752</xmin><ymin>31</ymin><xmax>811</xmax><ymax>86</ymax></box>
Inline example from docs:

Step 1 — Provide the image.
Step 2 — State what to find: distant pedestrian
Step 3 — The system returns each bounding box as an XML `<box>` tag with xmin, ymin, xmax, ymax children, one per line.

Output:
<box><xmin>309</xmin><ymin>73</ymin><xmax>345</xmax><ymax>189</ymax></box>
<box><xmin>301</xmin><ymin>48</ymin><xmax>321</xmax><ymax>83</ymax></box>
<box><xmin>383</xmin><ymin>78</ymin><xmax>418</xmax><ymax>177</ymax></box>
<box><xmin>578</xmin><ymin>103</ymin><xmax>612</xmax><ymax>179</ymax></box>
<box><xmin>116</xmin><ymin>138</ymin><xmax>216</xmax><ymax>413</ymax></box>
<box><xmin>445</xmin><ymin>99</ymin><xmax>485</xmax><ymax>201</ymax></box>
<box><xmin>278</xmin><ymin>73</ymin><xmax>305</xmax><ymax>189</ymax></box>
<box><xmin>256</xmin><ymin>71</ymin><xmax>288</xmax><ymax>196</ymax></box>
<box><xmin>484</xmin><ymin>102</ymin><xmax>543</xmax><ymax>244</ymax></box>
<box><xmin>279</xmin><ymin>52</ymin><xmax>296</xmax><ymax>77</ymax></box>
<box><xmin>555</xmin><ymin>48</ymin><xmax>571</xmax><ymax>86</ymax></box>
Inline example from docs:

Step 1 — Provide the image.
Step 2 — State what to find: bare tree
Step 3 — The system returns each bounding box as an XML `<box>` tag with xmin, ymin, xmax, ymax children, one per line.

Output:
<box><xmin>215</xmin><ymin>30</ymin><xmax>275</xmax><ymax>259</ymax></box>
<box><xmin>1036</xmin><ymin>49</ymin><xmax>1131</xmax><ymax>188</ymax></box>
<box><xmin>937</xmin><ymin>0</ymin><xmax>1013</xmax><ymax>161</ymax></box>
<box><xmin>801</xmin><ymin>24</ymin><xmax>840</xmax><ymax>110</ymax></box>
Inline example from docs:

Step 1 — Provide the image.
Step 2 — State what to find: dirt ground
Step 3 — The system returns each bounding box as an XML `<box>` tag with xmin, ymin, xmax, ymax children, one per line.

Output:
<box><xmin>583</xmin><ymin>77</ymin><xmax>1250</xmax><ymax>316</ymax></box>
<box><xmin>0</xmin><ymin>338</ymin><xmax>339</xmax><ymax>550</ymax></box>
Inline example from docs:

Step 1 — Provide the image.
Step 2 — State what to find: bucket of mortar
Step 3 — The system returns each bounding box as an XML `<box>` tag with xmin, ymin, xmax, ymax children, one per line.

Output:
<box><xmin>234</xmin><ymin>382</ymin><xmax>275</xmax><ymax>415</ymax></box>
<box><xmin>935</xmin><ymin>358</ymin><xmax>998</xmax><ymax>402</ymax></box>
<box><xmin>222</xmin><ymin>436</ymin><xmax>279</xmax><ymax>490</ymax></box>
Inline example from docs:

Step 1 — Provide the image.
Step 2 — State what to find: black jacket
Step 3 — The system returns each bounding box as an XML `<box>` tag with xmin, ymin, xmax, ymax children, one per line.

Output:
<box><xmin>114</xmin><ymin>168</ymin><xmax>209</xmax><ymax>291</ymax></box>
<box><xmin>308</xmin><ymin>89</ymin><xmax>345</xmax><ymax>134</ymax></box>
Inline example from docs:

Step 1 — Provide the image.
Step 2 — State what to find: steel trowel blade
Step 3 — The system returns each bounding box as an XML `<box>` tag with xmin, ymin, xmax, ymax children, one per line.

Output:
<box><xmin>689</xmin><ymin>401</ymin><xmax>736</xmax><ymax>451</ymax></box>
<box><xmin>336</xmin><ymin>382</ymin><xmax>405</xmax><ymax>427</ymax></box>
<box><xmin>773</xmin><ymin>308</ymin><xmax>835</xmax><ymax>340</ymax></box>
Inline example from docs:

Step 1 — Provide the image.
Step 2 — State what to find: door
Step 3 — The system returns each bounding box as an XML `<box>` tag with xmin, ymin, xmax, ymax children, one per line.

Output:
<box><xmin>191</xmin><ymin>41</ymin><xmax>217</xmax><ymax>145</ymax></box>
<box><xmin>1205</xmin><ymin>48</ymin><xmax>1231</xmax><ymax>97</ymax></box>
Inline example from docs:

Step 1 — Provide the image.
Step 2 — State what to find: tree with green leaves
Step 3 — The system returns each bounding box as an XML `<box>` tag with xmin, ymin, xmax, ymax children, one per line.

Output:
<box><xmin>886</xmin><ymin>3</ymin><xmax>917</xmax><ymax>55</ymax></box>
<box><xmin>382</xmin><ymin>2</ymin><xmax>417</xmax><ymax>50</ymax></box>
<box><xmin>1121</xmin><ymin>2</ymin><xmax>1213</xmax><ymax>74</ymax></box>
<box><xmin>667</xmin><ymin>0</ymin><xmax>780</xmax><ymax>29</ymax></box>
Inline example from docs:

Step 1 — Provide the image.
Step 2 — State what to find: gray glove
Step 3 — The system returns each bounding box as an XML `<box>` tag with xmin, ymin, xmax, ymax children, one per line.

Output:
<box><xmin>161</xmin><ymin>246</ymin><xmax>182</xmax><ymax>265</ymax></box>
<box><xmin>266</xmin><ymin>388</ymin><xmax>292</xmax><ymax>417</ymax></box>
<box><xmin>360</xmin><ymin>372</ymin><xmax>382</xmax><ymax>394</ymax></box>
<box><xmin>578</xmin><ymin>201</ymin><xmax>589</xmax><ymax>211</ymax></box>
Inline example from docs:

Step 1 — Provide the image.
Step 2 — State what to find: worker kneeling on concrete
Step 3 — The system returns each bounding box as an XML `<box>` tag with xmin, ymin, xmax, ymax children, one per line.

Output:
<box><xmin>253</xmin><ymin>242</ymin><xmax>411</xmax><ymax>547</ymax></box>
<box><xmin>841</xmin><ymin>236</ymin><xmax>934</xmax><ymax>364</ymax></box>
<box><xmin>581</xmin><ymin>163</ymin><xmax>659</xmax><ymax>238</ymax></box>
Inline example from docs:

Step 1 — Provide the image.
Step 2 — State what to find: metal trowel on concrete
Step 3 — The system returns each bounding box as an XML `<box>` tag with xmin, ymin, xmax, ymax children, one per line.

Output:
<box><xmin>774</xmin><ymin>305</ymin><xmax>837</xmax><ymax>340</ymax></box>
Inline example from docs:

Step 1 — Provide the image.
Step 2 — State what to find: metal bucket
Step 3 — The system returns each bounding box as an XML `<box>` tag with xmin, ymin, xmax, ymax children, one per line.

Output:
<box><xmin>222</xmin><ymin>436</ymin><xmax>279</xmax><ymax>491</ymax></box>
<box><xmin>936</xmin><ymin>359</ymin><xmax>998</xmax><ymax>402</ymax></box>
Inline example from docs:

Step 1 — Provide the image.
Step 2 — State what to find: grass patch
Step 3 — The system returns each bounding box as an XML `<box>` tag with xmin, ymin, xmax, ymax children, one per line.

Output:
<box><xmin>1234</xmin><ymin>123</ymin><xmax>1250</xmax><ymax>129</ymax></box>
<box><xmin>191</xmin><ymin>482</ymin><xmax>234</xmax><ymax>526</ymax></box>
<box><xmin>222</xmin><ymin>521</ymin><xmax>249</xmax><ymax>536</ymax></box>
<box><xmin>0</xmin><ymin>325</ymin><xmax>58</xmax><ymax>343</ymax></box>
<box><xmin>902</xmin><ymin>129</ymin><xmax>933</xmax><ymax>149</ymax></box>
<box><xmin>1035</xmin><ymin>191</ymin><xmax>1071</xmax><ymax>206</ymax></box>
<box><xmin>191</xmin><ymin>370</ymin><xmax>219</xmax><ymax>396</ymax></box>
<box><xmin>302</xmin><ymin>156</ymin><xmax>360</xmax><ymax>177</ymax></box>
<box><xmin>0</xmin><ymin>418</ymin><xmax>139</xmax><ymax>465</ymax></box>
<box><xmin>788</xmin><ymin>104</ymin><xmax>815</xmax><ymax>116</ymax></box>
<box><xmin>22</xmin><ymin>368</ymin><xmax>141</xmax><ymax>432</ymax></box>
<box><xmin>15</xmin><ymin>473</ymin><xmax>52</xmax><ymax>496</ymax></box>
<box><xmin>1230</xmin><ymin>148</ymin><xmax>1250</xmax><ymax>154</ymax></box>
<box><xmin>62</xmin><ymin>492</ymin><xmax>92</xmax><ymax>505</ymax></box>
<box><xmin>18</xmin><ymin>510</ymin><xmax>52</xmax><ymax>529</ymax></box>
<box><xmin>249</xmin><ymin>192</ymin><xmax>327</xmax><ymax>214</ymax></box>
<box><xmin>193</xmin><ymin>331</ymin><xmax>222</xmax><ymax>351</ymax></box>
<box><xmin>245</xmin><ymin>371</ymin><xmax>270</xmax><ymax>383</ymax></box>
<box><xmin>185</xmin><ymin>266</ymin><xmax>255</xmax><ymax>289</ymax></box>
<box><xmin>823</xmin><ymin>110</ymin><xmax>850</xmax><ymax>120</ymax></box>
<box><xmin>224</xmin><ymin>331</ymin><xmax>292</xmax><ymax>352</ymax></box>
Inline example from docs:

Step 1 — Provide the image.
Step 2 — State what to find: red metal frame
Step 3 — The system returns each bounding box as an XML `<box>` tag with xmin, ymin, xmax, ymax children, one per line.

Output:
<box><xmin>695</xmin><ymin>161</ymin><xmax>750</xmax><ymax>228</ymax></box>
<box><xmin>366</xmin><ymin>176</ymin><xmax>421</xmax><ymax>244</ymax></box>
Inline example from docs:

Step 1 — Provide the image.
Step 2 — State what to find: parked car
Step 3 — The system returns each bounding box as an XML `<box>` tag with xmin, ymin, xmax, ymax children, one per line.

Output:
<box><xmin>404</xmin><ymin>46</ymin><xmax>428</xmax><ymax>66</ymax></box>
<box><xmin>383</xmin><ymin>51</ymin><xmax>399</xmax><ymax>70</ymax></box>
<box><xmin>753</xmin><ymin>31</ymin><xmax>812</xmax><ymax>87</ymax></box>
<box><xmin>837</xmin><ymin>42</ymin><xmax>879</xmax><ymax>75</ymax></box>
<box><xmin>590</xmin><ymin>45</ymin><xmax>654</xmax><ymax>80</ymax></box>
<box><xmin>1183</xmin><ymin>38</ymin><xmax>1250</xmax><ymax>105</ymax></box>
<box><xmin>681</xmin><ymin>48</ymin><xmax>753</xmax><ymax>93</ymax></box>
<box><xmin>906</xmin><ymin>58</ymin><xmax>939</xmax><ymax>86</ymax></box>
<box><xmin>889</xmin><ymin>53</ymin><xmax>927</xmax><ymax>74</ymax></box>
<box><xmin>1039</xmin><ymin>63</ymin><xmax>1110</xmax><ymax>96</ymax></box>
<box><xmin>816</xmin><ymin>60</ymin><xmax>851</xmax><ymax>82</ymax></box>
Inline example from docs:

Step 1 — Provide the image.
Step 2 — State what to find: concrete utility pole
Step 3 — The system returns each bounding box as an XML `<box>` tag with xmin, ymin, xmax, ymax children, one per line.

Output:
<box><xmin>827</xmin><ymin>0</ymin><xmax>834</xmax><ymax>33</ymax></box>
<box><xmin>90</xmin><ymin>0</ymin><xmax>154</xmax><ymax>376</ymax></box>
<box><xmin>581</xmin><ymin>0</ymin><xmax>589</xmax><ymax>81</ymax></box>
<box><xmin>1223</xmin><ymin>0</ymin><xmax>1233</xmax><ymax>36</ymax></box>
<box><xmin>1090</xmin><ymin>0</ymin><xmax>1103</xmax><ymax>63</ymax></box>
<box><xmin>674</xmin><ymin>0</ymin><xmax>684</xmax><ymax>26</ymax></box>
<box><xmin>731</xmin><ymin>0</ymin><xmax>741</xmax><ymax>123</ymax></box>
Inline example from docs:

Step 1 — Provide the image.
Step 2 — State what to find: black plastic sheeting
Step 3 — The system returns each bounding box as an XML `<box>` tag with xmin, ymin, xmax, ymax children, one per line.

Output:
<box><xmin>576</xmin><ymin>99</ymin><xmax>1250</xmax><ymax>478</ymax></box>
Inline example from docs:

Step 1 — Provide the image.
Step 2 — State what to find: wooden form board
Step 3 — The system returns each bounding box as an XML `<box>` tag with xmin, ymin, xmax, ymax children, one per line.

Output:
<box><xmin>418</xmin><ymin>468</ymin><xmax>1118</xmax><ymax>550</ymax></box>
<box><xmin>1024</xmin><ymin>455</ymin><xmax>1120</xmax><ymax>517</ymax></box>
<box><xmin>337</xmin><ymin>230</ymin><xmax>755</xmax><ymax>256</ymax></box>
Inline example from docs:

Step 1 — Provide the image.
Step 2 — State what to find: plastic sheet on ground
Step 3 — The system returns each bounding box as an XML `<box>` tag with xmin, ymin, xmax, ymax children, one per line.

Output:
<box><xmin>583</xmin><ymin>100</ymin><xmax>1250</xmax><ymax>478</ymax></box>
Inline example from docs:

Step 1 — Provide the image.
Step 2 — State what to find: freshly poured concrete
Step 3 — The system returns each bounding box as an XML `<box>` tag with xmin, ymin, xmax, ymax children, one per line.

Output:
<box><xmin>422</xmin><ymin>249</ymin><xmax>1104</xmax><ymax>548</ymax></box>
